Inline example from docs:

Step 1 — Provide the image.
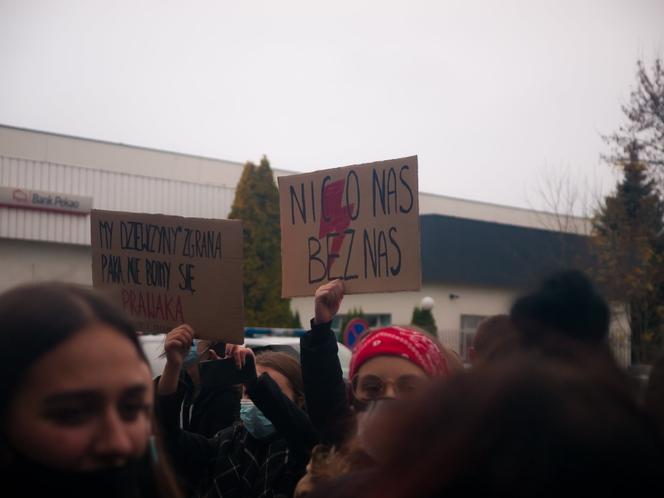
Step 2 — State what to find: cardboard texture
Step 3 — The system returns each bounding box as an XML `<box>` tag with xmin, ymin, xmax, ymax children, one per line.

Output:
<box><xmin>90</xmin><ymin>210</ymin><xmax>244</xmax><ymax>343</ymax></box>
<box><xmin>278</xmin><ymin>156</ymin><xmax>420</xmax><ymax>297</ymax></box>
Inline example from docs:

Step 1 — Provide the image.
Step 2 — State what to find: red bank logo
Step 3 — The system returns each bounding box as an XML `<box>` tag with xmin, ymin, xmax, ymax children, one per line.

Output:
<box><xmin>12</xmin><ymin>189</ymin><xmax>29</xmax><ymax>203</ymax></box>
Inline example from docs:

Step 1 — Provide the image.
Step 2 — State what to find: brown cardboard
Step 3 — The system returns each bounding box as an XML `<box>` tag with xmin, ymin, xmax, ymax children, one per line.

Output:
<box><xmin>278</xmin><ymin>156</ymin><xmax>420</xmax><ymax>297</ymax></box>
<box><xmin>91</xmin><ymin>210</ymin><xmax>244</xmax><ymax>343</ymax></box>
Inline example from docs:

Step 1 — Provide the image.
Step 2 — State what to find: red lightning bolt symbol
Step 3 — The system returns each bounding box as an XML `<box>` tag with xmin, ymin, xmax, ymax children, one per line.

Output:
<box><xmin>319</xmin><ymin>179</ymin><xmax>354</xmax><ymax>273</ymax></box>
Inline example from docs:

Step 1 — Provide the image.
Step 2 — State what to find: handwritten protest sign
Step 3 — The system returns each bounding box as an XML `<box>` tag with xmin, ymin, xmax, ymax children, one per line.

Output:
<box><xmin>278</xmin><ymin>156</ymin><xmax>420</xmax><ymax>297</ymax></box>
<box><xmin>91</xmin><ymin>210</ymin><xmax>244</xmax><ymax>343</ymax></box>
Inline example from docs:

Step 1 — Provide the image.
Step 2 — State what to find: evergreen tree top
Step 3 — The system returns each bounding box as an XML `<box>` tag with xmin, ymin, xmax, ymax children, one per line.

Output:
<box><xmin>228</xmin><ymin>155</ymin><xmax>298</xmax><ymax>328</ymax></box>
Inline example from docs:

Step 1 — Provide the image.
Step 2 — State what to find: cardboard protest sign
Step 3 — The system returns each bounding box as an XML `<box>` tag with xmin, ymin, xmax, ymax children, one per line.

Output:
<box><xmin>91</xmin><ymin>210</ymin><xmax>244</xmax><ymax>343</ymax></box>
<box><xmin>278</xmin><ymin>156</ymin><xmax>420</xmax><ymax>297</ymax></box>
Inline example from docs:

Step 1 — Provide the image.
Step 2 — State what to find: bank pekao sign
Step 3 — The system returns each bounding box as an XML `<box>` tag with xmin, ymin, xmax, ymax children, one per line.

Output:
<box><xmin>0</xmin><ymin>186</ymin><xmax>92</xmax><ymax>215</ymax></box>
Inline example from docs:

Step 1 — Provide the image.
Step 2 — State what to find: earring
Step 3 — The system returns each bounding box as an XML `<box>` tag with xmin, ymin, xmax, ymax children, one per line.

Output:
<box><xmin>148</xmin><ymin>435</ymin><xmax>159</xmax><ymax>464</ymax></box>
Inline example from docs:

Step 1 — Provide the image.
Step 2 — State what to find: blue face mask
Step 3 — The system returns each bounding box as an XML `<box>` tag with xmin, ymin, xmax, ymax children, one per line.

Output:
<box><xmin>240</xmin><ymin>400</ymin><xmax>276</xmax><ymax>439</ymax></box>
<box><xmin>182</xmin><ymin>340</ymin><xmax>200</xmax><ymax>368</ymax></box>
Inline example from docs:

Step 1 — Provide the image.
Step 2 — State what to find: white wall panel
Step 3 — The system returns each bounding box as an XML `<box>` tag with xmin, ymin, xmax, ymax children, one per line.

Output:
<box><xmin>0</xmin><ymin>155</ymin><xmax>236</xmax><ymax>246</ymax></box>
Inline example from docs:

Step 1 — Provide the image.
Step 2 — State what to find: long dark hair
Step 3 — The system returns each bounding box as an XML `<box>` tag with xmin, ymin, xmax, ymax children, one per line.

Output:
<box><xmin>0</xmin><ymin>282</ymin><xmax>181</xmax><ymax>498</ymax></box>
<box><xmin>0</xmin><ymin>282</ymin><xmax>145</xmax><ymax>419</ymax></box>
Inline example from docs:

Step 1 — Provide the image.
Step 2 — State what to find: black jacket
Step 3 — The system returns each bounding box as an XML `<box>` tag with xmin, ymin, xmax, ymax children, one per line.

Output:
<box><xmin>300</xmin><ymin>320</ymin><xmax>354</xmax><ymax>446</ymax></box>
<box><xmin>177</xmin><ymin>371</ymin><xmax>240</xmax><ymax>438</ymax></box>
<box><xmin>156</xmin><ymin>373</ymin><xmax>317</xmax><ymax>498</ymax></box>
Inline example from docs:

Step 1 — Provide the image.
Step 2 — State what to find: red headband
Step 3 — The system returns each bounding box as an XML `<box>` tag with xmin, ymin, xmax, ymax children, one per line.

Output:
<box><xmin>349</xmin><ymin>326</ymin><xmax>449</xmax><ymax>379</ymax></box>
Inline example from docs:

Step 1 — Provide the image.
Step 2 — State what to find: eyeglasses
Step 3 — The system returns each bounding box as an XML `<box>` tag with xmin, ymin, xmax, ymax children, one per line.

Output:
<box><xmin>352</xmin><ymin>374</ymin><xmax>428</xmax><ymax>402</ymax></box>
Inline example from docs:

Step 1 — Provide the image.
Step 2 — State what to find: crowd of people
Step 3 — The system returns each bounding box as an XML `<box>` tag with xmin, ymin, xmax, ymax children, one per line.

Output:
<box><xmin>1</xmin><ymin>270</ymin><xmax>663</xmax><ymax>497</ymax></box>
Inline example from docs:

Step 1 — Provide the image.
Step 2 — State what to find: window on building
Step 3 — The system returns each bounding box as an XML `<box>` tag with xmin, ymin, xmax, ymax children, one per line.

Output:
<box><xmin>459</xmin><ymin>314</ymin><xmax>487</xmax><ymax>362</ymax></box>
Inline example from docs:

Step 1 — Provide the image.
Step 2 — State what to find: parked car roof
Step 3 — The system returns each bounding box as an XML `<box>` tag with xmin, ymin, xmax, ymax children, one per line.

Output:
<box><xmin>139</xmin><ymin>334</ymin><xmax>352</xmax><ymax>379</ymax></box>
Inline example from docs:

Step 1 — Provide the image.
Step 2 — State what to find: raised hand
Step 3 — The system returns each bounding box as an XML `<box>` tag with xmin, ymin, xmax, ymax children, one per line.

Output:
<box><xmin>314</xmin><ymin>279</ymin><xmax>345</xmax><ymax>325</ymax></box>
<box><xmin>163</xmin><ymin>324</ymin><xmax>195</xmax><ymax>368</ymax></box>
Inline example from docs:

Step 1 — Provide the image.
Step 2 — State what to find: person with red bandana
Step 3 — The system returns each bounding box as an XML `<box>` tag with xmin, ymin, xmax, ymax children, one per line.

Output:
<box><xmin>294</xmin><ymin>280</ymin><xmax>451</xmax><ymax>497</ymax></box>
<box><xmin>299</xmin><ymin>279</ymin><xmax>450</xmax><ymax>447</ymax></box>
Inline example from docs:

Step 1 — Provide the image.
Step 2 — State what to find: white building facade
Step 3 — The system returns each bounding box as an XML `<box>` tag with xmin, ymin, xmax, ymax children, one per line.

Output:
<box><xmin>0</xmin><ymin>125</ymin><xmax>628</xmax><ymax>365</ymax></box>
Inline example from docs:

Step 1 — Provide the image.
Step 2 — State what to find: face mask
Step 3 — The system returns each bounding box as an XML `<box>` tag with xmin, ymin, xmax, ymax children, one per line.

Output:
<box><xmin>240</xmin><ymin>399</ymin><xmax>276</xmax><ymax>439</ymax></box>
<box><xmin>4</xmin><ymin>451</ymin><xmax>151</xmax><ymax>498</ymax></box>
<box><xmin>182</xmin><ymin>340</ymin><xmax>201</xmax><ymax>368</ymax></box>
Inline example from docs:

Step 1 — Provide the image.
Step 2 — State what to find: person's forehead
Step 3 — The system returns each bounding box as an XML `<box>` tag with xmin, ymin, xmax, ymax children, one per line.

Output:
<box><xmin>356</xmin><ymin>355</ymin><xmax>426</xmax><ymax>378</ymax></box>
<box><xmin>21</xmin><ymin>324</ymin><xmax>151</xmax><ymax>395</ymax></box>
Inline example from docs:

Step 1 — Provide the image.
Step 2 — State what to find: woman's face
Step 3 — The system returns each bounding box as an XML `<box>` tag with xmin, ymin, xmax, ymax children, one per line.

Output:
<box><xmin>5</xmin><ymin>324</ymin><xmax>153</xmax><ymax>471</ymax></box>
<box><xmin>353</xmin><ymin>355</ymin><xmax>428</xmax><ymax>402</ymax></box>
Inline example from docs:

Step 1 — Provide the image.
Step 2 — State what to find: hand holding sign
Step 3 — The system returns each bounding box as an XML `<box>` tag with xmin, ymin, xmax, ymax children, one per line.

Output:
<box><xmin>158</xmin><ymin>323</ymin><xmax>195</xmax><ymax>395</ymax></box>
<box><xmin>314</xmin><ymin>279</ymin><xmax>345</xmax><ymax>325</ymax></box>
<box><xmin>164</xmin><ymin>324</ymin><xmax>195</xmax><ymax>367</ymax></box>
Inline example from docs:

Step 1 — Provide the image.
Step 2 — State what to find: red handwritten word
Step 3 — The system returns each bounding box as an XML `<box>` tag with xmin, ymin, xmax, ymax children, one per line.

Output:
<box><xmin>121</xmin><ymin>289</ymin><xmax>185</xmax><ymax>323</ymax></box>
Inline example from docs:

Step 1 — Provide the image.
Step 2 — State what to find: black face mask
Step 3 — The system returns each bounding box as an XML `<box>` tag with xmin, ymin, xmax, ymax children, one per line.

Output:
<box><xmin>2</xmin><ymin>451</ymin><xmax>155</xmax><ymax>498</ymax></box>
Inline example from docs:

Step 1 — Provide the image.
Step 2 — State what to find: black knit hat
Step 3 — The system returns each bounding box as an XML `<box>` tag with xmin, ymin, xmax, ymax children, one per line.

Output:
<box><xmin>510</xmin><ymin>270</ymin><xmax>610</xmax><ymax>345</ymax></box>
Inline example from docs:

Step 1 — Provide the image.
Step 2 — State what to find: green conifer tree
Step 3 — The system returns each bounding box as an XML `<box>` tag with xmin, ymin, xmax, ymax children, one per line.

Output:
<box><xmin>593</xmin><ymin>142</ymin><xmax>664</xmax><ymax>363</ymax></box>
<box><xmin>411</xmin><ymin>306</ymin><xmax>437</xmax><ymax>336</ymax></box>
<box><xmin>605</xmin><ymin>59</ymin><xmax>664</xmax><ymax>184</ymax></box>
<box><xmin>229</xmin><ymin>156</ymin><xmax>298</xmax><ymax>327</ymax></box>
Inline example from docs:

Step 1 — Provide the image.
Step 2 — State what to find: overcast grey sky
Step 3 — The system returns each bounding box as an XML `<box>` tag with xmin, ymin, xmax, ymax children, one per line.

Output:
<box><xmin>1</xmin><ymin>0</ymin><xmax>663</xmax><ymax>212</ymax></box>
